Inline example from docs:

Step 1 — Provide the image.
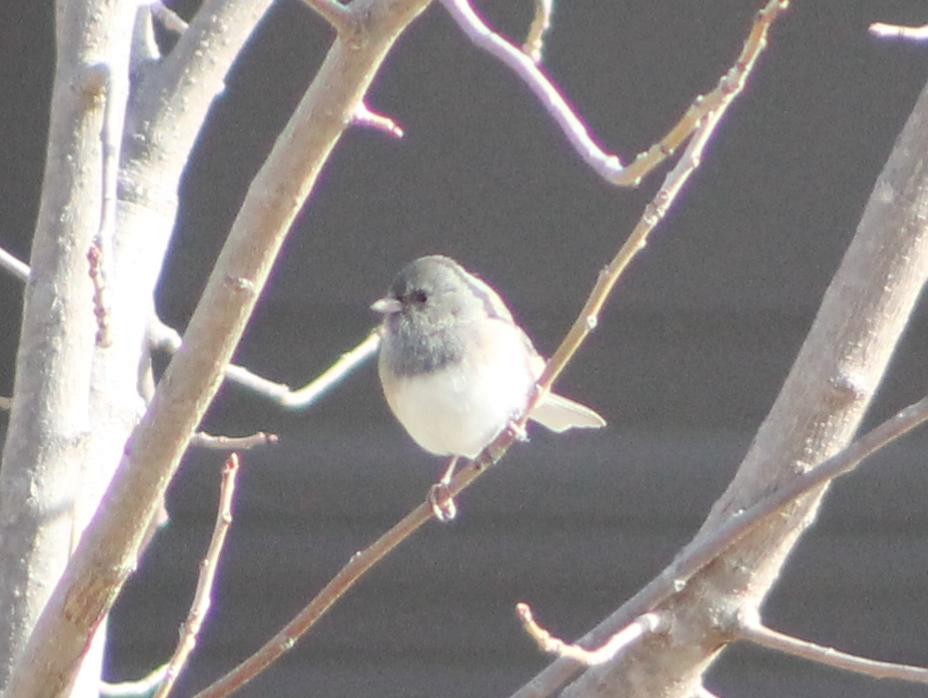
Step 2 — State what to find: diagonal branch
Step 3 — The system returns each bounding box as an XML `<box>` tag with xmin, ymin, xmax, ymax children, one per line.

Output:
<box><xmin>0</xmin><ymin>248</ymin><xmax>28</xmax><ymax>282</ymax></box>
<box><xmin>736</xmin><ymin>612</ymin><xmax>928</xmax><ymax>685</ymax></box>
<box><xmin>511</xmin><ymin>394</ymin><xmax>928</xmax><ymax>697</ymax></box>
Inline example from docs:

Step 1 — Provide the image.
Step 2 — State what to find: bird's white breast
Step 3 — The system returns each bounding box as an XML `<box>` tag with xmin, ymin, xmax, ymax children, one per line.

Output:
<box><xmin>380</xmin><ymin>320</ymin><xmax>536</xmax><ymax>459</ymax></box>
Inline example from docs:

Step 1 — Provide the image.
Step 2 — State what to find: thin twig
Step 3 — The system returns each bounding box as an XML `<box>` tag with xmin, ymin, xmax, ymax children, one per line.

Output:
<box><xmin>191</xmin><ymin>431</ymin><xmax>278</xmax><ymax>450</ymax></box>
<box><xmin>194</xmin><ymin>496</ymin><xmax>437</xmax><ymax>696</ymax></box>
<box><xmin>155</xmin><ymin>454</ymin><xmax>240</xmax><ymax>698</ymax></box>
<box><xmin>737</xmin><ymin>612</ymin><xmax>928</xmax><ymax>685</ymax></box>
<box><xmin>870</xmin><ymin>22</ymin><xmax>928</xmax><ymax>41</ymax></box>
<box><xmin>0</xmin><ymin>252</ymin><xmax>372</xmax><ymax>411</ymax></box>
<box><xmin>439</xmin><ymin>0</ymin><xmax>788</xmax><ymax>186</ymax></box>
<box><xmin>509</xmin><ymin>395</ymin><xmax>928</xmax><ymax>697</ymax></box>
<box><xmin>0</xmin><ymin>251</ymin><xmax>373</xmax><ymax>412</ymax></box>
<box><xmin>148</xmin><ymin>318</ymin><xmax>380</xmax><ymax>410</ymax></box>
<box><xmin>88</xmin><ymin>54</ymin><xmax>127</xmax><ymax>348</ymax></box>
<box><xmin>522</xmin><ymin>0</ymin><xmax>553</xmax><ymax>63</ymax></box>
<box><xmin>0</xmin><ymin>247</ymin><xmax>29</xmax><ymax>282</ymax></box>
<box><xmin>299</xmin><ymin>0</ymin><xmax>353</xmax><ymax>34</ymax></box>
<box><xmin>100</xmin><ymin>665</ymin><xmax>168</xmax><ymax>697</ymax></box>
<box><xmin>517</xmin><ymin>603</ymin><xmax>667</xmax><ymax>666</ymax></box>
<box><xmin>354</xmin><ymin>102</ymin><xmax>405</xmax><ymax>138</ymax></box>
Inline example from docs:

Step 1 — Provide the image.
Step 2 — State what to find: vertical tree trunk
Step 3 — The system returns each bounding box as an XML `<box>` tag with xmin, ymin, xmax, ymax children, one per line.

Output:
<box><xmin>0</xmin><ymin>1</ymin><xmax>135</xmax><ymax>690</ymax></box>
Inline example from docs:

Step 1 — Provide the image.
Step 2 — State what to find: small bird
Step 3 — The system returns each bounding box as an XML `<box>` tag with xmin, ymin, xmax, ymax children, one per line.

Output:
<box><xmin>372</xmin><ymin>256</ymin><xmax>605</xmax><ymax>502</ymax></box>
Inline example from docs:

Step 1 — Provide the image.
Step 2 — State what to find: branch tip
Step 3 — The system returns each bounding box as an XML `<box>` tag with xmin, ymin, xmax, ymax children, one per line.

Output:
<box><xmin>517</xmin><ymin>602</ymin><xmax>667</xmax><ymax>665</ymax></box>
<box><xmin>354</xmin><ymin>102</ymin><xmax>405</xmax><ymax>138</ymax></box>
<box><xmin>522</xmin><ymin>0</ymin><xmax>553</xmax><ymax>63</ymax></box>
<box><xmin>738</xmin><ymin>618</ymin><xmax>928</xmax><ymax>685</ymax></box>
<box><xmin>154</xmin><ymin>453</ymin><xmax>239</xmax><ymax>698</ymax></box>
<box><xmin>870</xmin><ymin>22</ymin><xmax>928</xmax><ymax>41</ymax></box>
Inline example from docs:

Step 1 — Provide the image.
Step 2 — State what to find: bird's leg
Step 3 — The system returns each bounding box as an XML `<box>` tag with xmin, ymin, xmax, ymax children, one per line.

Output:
<box><xmin>429</xmin><ymin>456</ymin><xmax>458</xmax><ymax>522</ymax></box>
<box><xmin>439</xmin><ymin>455</ymin><xmax>459</xmax><ymax>485</ymax></box>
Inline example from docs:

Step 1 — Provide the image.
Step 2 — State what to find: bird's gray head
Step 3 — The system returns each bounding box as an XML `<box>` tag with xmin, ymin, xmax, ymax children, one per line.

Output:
<box><xmin>372</xmin><ymin>255</ymin><xmax>511</xmax><ymax>375</ymax></box>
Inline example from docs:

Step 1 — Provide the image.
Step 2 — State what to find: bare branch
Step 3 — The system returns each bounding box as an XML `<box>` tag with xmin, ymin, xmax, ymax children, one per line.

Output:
<box><xmin>88</xmin><ymin>56</ymin><xmax>128</xmax><ymax>348</ymax></box>
<box><xmin>0</xmin><ymin>255</ymin><xmax>369</xmax><ymax>413</ymax></box>
<box><xmin>155</xmin><ymin>454</ymin><xmax>239</xmax><ymax>698</ymax></box>
<box><xmin>299</xmin><ymin>0</ymin><xmax>353</xmax><ymax>34</ymax></box>
<box><xmin>354</xmin><ymin>102</ymin><xmax>405</xmax><ymax>138</ymax></box>
<box><xmin>195</xmin><ymin>494</ymin><xmax>441</xmax><ymax>696</ymax></box>
<box><xmin>511</xmin><ymin>396</ymin><xmax>928</xmax><ymax>697</ymax></box>
<box><xmin>149</xmin><ymin>317</ymin><xmax>379</xmax><ymax>410</ymax></box>
<box><xmin>191</xmin><ymin>431</ymin><xmax>278</xmax><ymax>450</ymax></box>
<box><xmin>6</xmin><ymin>1</ymin><xmax>434</xmax><ymax>692</ymax></box>
<box><xmin>517</xmin><ymin>603</ymin><xmax>667</xmax><ymax>666</ymax></box>
<box><xmin>100</xmin><ymin>665</ymin><xmax>167</xmax><ymax>697</ymax></box>
<box><xmin>522</xmin><ymin>0</ymin><xmax>553</xmax><ymax>63</ymax></box>
<box><xmin>737</xmin><ymin>612</ymin><xmax>928</xmax><ymax>685</ymax></box>
<box><xmin>0</xmin><ymin>248</ymin><xmax>28</xmax><ymax>282</ymax></box>
<box><xmin>439</xmin><ymin>0</ymin><xmax>787</xmax><ymax>186</ymax></box>
<box><xmin>870</xmin><ymin>22</ymin><xmax>928</xmax><ymax>40</ymax></box>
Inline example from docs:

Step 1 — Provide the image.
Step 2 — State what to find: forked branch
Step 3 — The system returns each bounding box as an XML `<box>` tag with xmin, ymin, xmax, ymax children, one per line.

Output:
<box><xmin>440</xmin><ymin>0</ymin><xmax>788</xmax><ymax>186</ymax></box>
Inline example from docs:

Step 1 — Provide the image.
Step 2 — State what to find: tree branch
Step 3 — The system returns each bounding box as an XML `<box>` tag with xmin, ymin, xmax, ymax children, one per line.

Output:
<box><xmin>5</xmin><ymin>1</ymin><xmax>434</xmax><ymax>694</ymax></box>
<box><xmin>148</xmin><ymin>317</ymin><xmax>380</xmax><ymax>410</ymax></box>
<box><xmin>517</xmin><ymin>604</ymin><xmax>668</xmax><ymax>666</ymax></box>
<box><xmin>439</xmin><ymin>0</ymin><xmax>787</xmax><ymax>186</ymax></box>
<box><xmin>870</xmin><ymin>22</ymin><xmax>928</xmax><ymax>40</ymax></box>
<box><xmin>0</xmin><ymin>257</ymin><xmax>377</xmax><ymax>414</ymax></box>
<box><xmin>517</xmin><ymin>56</ymin><xmax>928</xmax><ymax>698</ymax></box>
<box><xmin>0</xmin><ymin>247</ymin><xmax>28</xmax><ymax>282</ymax></box>
<box><xmin>511</xmin><ymin>395</ymin><xmax>928</xmax><ymax>697</ymax></box>
<box><xmin>522</xmin><ymin>0</ymin><xmax>553</xmax><ymax>63</ymax></box>
<box><xmin>191</xmin><ymin>431</ymin><xmax>278</xmax><ymax>450</ymax></box>
<box><xmin>736</xmin><ymin>612</ymin><xmax>928</xmax><ymax>685</ymax></box>
<box><xmin>154</xmin><ymin>454</ymin><xmax>240</xmax><ymax>698</ymax></box>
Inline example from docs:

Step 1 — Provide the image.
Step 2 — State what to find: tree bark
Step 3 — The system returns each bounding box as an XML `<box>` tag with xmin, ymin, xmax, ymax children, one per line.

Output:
<box><xmin>4</xmin><ymin>1</ymin><xmax>433</xmax><ymax>695</ymax></box>
<box><xmin>556</xmin><ymin>76</ymin><xmax>928</xmax><ymax>697</ymax></box>
<box><xmin>0</xmin><ymin>0</ymin><xmax>274</xmax><ymax>694</ymax></box>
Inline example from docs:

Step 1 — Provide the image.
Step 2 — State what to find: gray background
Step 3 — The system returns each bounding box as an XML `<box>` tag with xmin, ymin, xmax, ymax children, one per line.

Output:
<box><xmin>3</xmin><ymin>1</ymin><xmax>928</xmax><ymax>696</ymax></box>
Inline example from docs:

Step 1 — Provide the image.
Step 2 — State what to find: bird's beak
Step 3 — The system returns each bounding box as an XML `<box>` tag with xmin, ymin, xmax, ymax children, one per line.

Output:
<box><xmin>371</xmin><ymin>297</ymin><xmax>403</xmax><ymax>314</ymax></box>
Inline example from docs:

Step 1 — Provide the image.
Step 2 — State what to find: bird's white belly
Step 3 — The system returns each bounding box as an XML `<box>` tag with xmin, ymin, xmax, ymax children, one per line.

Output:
<box><xmin>384</xmin><ymin>360</ymin><xmax>534</xmax><ymax>459</ymax></box>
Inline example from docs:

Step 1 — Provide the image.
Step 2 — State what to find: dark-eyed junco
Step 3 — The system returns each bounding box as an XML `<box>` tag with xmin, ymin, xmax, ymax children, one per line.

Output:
<box><xmin>372</xmin><ymin>255</ymin><xmax>605</xmax><ymax>497</ymax></box>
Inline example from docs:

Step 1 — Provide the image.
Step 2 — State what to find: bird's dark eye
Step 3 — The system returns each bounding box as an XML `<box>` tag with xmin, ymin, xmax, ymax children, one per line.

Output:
<box><xmin>409</xmin><ymin>289</ymin><xmax>428</xmax><ymax>304</ymax></box>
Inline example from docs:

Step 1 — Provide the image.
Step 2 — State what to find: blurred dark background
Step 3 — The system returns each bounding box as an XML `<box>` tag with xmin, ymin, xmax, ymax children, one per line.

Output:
<box><xmin>3</xmin><ymin>1</ymin><xmax>928</xmax><ymax>696</ymax></box>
